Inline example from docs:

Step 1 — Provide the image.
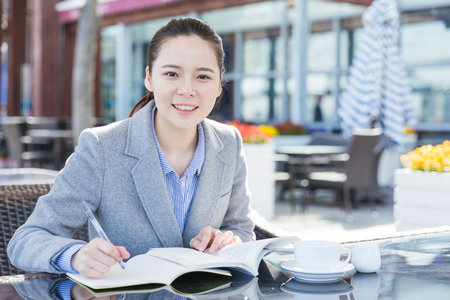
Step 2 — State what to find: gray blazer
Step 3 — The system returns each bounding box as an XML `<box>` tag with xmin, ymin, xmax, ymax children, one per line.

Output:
<box><xmin>7</xmin><ymin>101</ymin><xmax>255</xmax><ymax>274</ymax></box>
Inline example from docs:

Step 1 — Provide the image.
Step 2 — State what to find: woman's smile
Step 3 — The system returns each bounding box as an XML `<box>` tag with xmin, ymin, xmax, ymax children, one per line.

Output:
<box><xmin>172</xmin><ymin>104</ymin><xmax>199</xmax><ymax>112</ymax></box>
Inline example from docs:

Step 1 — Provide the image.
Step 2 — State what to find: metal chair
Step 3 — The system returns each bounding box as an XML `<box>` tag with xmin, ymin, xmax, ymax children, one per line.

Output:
<box><xmin>300</xmin><ymin>128</ymin><xmax>383</xmax><ymax>213</ymax></box>
<box><xmin>1</xmin><ymin>118</ymin><xmax>54</xmax><ymax>168</ymax></box>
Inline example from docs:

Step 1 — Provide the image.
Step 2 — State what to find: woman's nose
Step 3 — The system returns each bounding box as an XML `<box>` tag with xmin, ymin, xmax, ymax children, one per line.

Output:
<box><xmin>177</xmin><ymin>78</ymin><xmax>196</xmax><ymax>96</ymax></box>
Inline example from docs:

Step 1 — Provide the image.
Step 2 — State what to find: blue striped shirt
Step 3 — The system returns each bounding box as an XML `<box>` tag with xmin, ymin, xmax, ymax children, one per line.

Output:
<box><xmin>151</xmin><ymin>105</ymin><xmax>204</xmax><ymax>233</ymax></box>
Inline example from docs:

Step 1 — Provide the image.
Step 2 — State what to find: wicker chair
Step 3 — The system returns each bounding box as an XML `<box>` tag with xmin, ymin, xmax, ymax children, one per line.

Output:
<box><xmin>0</xmin><ymin>184</ymin><xmax>88</xmax><ymax>276</ymax></box>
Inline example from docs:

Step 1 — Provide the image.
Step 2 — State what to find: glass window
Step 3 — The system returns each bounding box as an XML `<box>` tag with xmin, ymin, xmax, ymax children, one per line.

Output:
<box><xmin>308</xmin><ymin>30</ymin><xmax>336</xmax><ymax>71</ymax></box>
<box><xmin>243</xmin><ymin>29</ymin><xmax>281</xmax><ymax>73</ymax></box>
<box><xmin>306</xmin><ymin>73</ymin><xmax>335</xmax><ymax>123</ymax></box>
<box><xmin>101</xmin><ymin>26</ymin><xmax>117</xmax><ymax>122</ymax></box>
<box><xmin>210</xmin><ymin>81</ymin><xmax>234</xmax><ymax>122</ymax></box>
<box><xmin>408</xmin><ymin>67</ymin><xmax>450</xmax><ymax>123</ymax></box>
<box><xmin>339</xmin><ymin>30</ymin><xmax>350</xmax><ymax>69</ymax></box>
<box><xmin>241</xmin><ymin>77</ymin><xmax>283</xmax><ymax>123</ymax></box>
<box><xmin>130</xmin><ymin>41</ymin><xmax>147</xmax><ymax>105</ymax></box>
<box><xmin>241</xmin><ymin>78</ymin><xmax>282</xmax><ymax>124</ymax></box>
<box><xmin>401</xmin><ymin>20</ymin><xmax>450</xmax><ymax>65</ymax></box>
<box><xmin>221</xmin><ymin>33</ymin><xmax>235</xmax><ymax>73</ymax></box>
<box><xmin>241</xmin><ymin>77</ymin><xmax>269</xmax><ymax>123</ymax></box>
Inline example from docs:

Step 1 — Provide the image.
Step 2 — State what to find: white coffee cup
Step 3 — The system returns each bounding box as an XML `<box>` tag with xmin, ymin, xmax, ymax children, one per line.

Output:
<box><xmin>350</xmin><ymin>242</ymin><xmax>381</xmax><ymax>273</ymax></box>
<box><xmin>294</xmin><ymin>240</ymin><xmax>351</xmax><ymax>272</ymax></box>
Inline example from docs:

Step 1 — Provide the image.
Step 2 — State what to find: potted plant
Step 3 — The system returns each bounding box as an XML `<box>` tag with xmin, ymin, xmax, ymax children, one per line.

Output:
<box><xmin>394</xmin><ymin>141</ymin><xmax>450</xmax><ymax>230</ymax></box>
<box><xmin>227</xmin><ymin>121</ymin><xmax>278</xmax><ymax>220</ymax></box>
<box><xmin>272</xmin><ymin>120</ymin><xmax>310</xmax><ymax>147</ymax></box>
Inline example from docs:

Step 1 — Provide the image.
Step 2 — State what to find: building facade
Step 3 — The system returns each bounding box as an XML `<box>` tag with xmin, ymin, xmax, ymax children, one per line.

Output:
<box><xmin>2</xmin><ymin>0</ymin><xmax>450</xmax><ymax>143</ymax></box>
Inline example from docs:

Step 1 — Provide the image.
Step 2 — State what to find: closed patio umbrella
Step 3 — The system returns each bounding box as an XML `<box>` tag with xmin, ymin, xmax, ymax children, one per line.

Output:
<box><xmin>338</xmin><ymin>0</ymin><xmax>416</xmax><ymax>147</ymax></box>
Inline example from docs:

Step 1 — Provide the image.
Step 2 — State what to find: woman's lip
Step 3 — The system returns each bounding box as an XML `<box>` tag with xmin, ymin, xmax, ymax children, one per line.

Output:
<box><xmin>172</xmin><ymin>104</ymin><xmax>199</xmax><ymax>111</ymax></box>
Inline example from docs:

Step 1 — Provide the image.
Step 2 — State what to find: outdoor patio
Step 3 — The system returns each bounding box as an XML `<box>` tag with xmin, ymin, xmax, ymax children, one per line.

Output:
<box><xmin>270</xmin><ymin>188</ymin><xmax>397</xmax><ymax>242</ymax></box>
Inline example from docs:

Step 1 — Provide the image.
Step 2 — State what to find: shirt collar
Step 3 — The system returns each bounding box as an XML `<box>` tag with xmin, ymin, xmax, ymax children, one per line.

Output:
<box><xmin>151</xmin><ymin>105</ymin><xmax>204</xmax><ymax>178</ymax></box>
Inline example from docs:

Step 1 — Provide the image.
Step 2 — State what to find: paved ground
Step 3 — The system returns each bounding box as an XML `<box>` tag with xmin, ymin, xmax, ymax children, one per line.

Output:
<box><xmin>269</xmin><ymin>189</ymin><xmax>398</xmax><ymax>243</ymax></box>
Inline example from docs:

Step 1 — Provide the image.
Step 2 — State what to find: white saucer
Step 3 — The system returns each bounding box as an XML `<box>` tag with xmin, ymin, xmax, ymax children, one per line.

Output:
<box><xmin>281</xmin><ymin>260</ymin><xmax>354</xmax><ymax>274</ymax></box>
<box><xmin>281</xmin><ymin>278</ymin><xmax>353</xmax><ymax>295</ymax></box>
<box><xmin>280</xmin><ymin>260</ymin><xmax>355</xmax><ymax>283</ymax></box>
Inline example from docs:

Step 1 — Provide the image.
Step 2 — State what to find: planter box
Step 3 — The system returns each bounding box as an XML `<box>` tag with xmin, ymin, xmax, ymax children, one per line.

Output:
<box><xmin>243</xmin><ymin>142</ymin><xmax>275</xmax><ymax>221</ymax></box>
<box><xmin>394</xmin><ymin>169</ymin><xmax>450</xmax><ymax>231</ymax></box>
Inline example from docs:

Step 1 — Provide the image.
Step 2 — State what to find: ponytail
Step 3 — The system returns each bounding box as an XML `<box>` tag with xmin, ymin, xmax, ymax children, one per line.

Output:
<box><xmin>128</xmin><ymin>92</ymin><xmax>152</xmax><ymax>117</ymax></box>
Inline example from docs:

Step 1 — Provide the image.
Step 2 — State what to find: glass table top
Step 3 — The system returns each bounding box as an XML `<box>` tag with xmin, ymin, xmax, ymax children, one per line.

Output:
<box><xmin>3</xmin><ymin>227</ymin><xmax>450</xmax><ymax>299</ymax></box>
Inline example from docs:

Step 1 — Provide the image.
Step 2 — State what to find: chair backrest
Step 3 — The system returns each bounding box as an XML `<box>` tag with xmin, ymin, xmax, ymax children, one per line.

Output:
<box><xmin>1</xmin><ymin>118</ymin><xmax>26</xmax><ymax>163</ymax></box>
<box><xmin>308</xmin><ymin>132</ymin><xmax>350</xmax><ymax>147</ymax></box>
<box><xmin>25</xmin><ymin>116</ymin><xmax>71</xmax><ymax>130</ymax></box>
<box><xmin>0</xmin><ymin>184</ymin><xmax>88</xmax><ymax>275</ymax></box>
<box><xmin>345</xmin><ymin>128</ymin><xmax>383</xmax><ymax>189</ymax></box>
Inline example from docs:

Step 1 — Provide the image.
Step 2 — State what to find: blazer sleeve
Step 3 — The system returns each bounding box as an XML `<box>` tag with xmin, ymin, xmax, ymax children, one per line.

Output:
<box><xmin>219</xmin><ymin>126</ymin><xmax>255</xmax><ymax>242</ymax></box>
<box><xmin>7</xmin><ymin>129</ymin><xmax>104</xmax><ymax>274</ymax></box>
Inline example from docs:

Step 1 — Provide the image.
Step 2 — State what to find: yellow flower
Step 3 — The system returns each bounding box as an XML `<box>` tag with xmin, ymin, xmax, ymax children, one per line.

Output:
<box><xmin>401</xmin><ymin>140</ymin><xmax>450</xmax><ymax>172</ymax></box>
<box><xmin>258</xmin><ymin>125</ymin><xmax>279</xmax><ymax>137</ymax></box>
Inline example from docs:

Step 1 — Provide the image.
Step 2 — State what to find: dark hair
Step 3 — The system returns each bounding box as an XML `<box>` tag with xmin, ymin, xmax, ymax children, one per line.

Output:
<box><xmin>128</xmin><ymin>17</ymin><xmax>225</xmax><ymax>117</ymax></box>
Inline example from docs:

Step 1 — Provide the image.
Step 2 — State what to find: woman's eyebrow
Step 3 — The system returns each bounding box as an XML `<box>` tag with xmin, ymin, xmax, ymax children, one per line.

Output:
<box><xmin>161</xmin><ymin>64</ymin><xmax>215</xmax><ymax>73</ymax></box>
<box><xmin>161</xmin><ymin>64</ymin><xmax>181</xmax><ymax>69</ymax></box>
<box><xmin>197</xmin><ymin>67</ymin><xmax>215</xmax><ymax>73</ymax></box>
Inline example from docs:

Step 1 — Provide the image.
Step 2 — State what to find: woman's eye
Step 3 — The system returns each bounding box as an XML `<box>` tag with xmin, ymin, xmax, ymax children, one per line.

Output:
<box><xmin>198</xmin><ymin>74</ymin><xmax>211</xmax><ymax>80</ymax></box>
<box><xmin>165</xmin><ymin>72</ymin><xmax>177</xmax><ymax>77</ymax></box>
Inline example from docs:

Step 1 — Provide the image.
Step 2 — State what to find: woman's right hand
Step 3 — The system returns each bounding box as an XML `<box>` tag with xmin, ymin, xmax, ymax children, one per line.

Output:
<box><xmin>71</xmin><ymin>238</ymin><xmax>130</xmax><ymax>278</ymax></box>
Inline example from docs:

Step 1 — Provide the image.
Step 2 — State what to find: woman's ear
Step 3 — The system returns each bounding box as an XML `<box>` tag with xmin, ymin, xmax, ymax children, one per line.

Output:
<box><xmin>144</xmin><ymin>66</ymin><xmax>152</xmax><ymax>92</ymax></box>
<box><xmin>216</xmin><ymin>83</ymin><xmax>223</xmax><ymax>99</ymax></box>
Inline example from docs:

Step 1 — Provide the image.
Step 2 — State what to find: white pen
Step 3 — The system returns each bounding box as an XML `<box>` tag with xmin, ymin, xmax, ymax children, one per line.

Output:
<box><xmin>80</xmin><ymin>201</ymin><xmax>126</xmax><ymax>270</ymax></box>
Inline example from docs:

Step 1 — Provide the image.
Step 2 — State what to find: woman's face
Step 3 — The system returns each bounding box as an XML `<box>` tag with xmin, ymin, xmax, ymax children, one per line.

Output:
<box><xmin>145</xmin><ymin>35</ymin><xmax>222</xmax><ymax>132</ymax></box>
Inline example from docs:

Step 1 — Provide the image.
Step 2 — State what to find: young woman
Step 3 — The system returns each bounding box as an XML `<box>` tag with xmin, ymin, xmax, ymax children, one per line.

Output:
<box><xmin>8</xmin><ymin>17</ymin><xmax>255</xmax><ymax>279</ymax></box>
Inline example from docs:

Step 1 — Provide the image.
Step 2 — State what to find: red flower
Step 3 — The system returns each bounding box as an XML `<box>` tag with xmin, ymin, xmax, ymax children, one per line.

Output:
<box><xmin>227</xmin><ymin>121</ymin><xmax>271</xmax><ymax>143</ymax></box>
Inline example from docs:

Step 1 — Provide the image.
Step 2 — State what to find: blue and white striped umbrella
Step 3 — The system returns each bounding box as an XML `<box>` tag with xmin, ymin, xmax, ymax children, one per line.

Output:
<box><xmin>338</xmin><ymin>0</ymin><xmax>416</xmax><ymax>146</ymax></box>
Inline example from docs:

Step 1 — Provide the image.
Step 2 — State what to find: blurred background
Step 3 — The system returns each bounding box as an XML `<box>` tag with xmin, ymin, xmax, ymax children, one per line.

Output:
<box><xmin>0</xmin><ymin>0</ymin><xmax>449</xmax><ymax>244</ymax></box>
<box><xmin>1</xmin><ymin>0</ymin><xmax>449</xmax><ymax>145</ymax></box>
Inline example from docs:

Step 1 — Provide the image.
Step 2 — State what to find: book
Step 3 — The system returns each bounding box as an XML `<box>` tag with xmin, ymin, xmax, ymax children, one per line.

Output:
<box><xmin>67</xmin><ymin>236</ymin><xmax>297</xmax><ymax>296</ymax></box>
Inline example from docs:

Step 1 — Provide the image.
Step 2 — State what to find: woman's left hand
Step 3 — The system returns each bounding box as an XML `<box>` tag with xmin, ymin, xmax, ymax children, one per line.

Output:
<box><xmin>190</xmin><ymin>226</ymin><xmax>241</xmax><ymax>254</ymax></box>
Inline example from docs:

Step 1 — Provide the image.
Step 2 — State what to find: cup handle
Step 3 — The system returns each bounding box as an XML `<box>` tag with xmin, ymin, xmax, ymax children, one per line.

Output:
<box><xmin>341</xmin><ymin>247</ymin><xmax>352</xmax><ymax>264</ymax></box>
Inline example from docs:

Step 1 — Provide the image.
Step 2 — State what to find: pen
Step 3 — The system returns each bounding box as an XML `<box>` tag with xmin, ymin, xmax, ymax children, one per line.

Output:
<box><xmin>80</xmin><ymin>201</ymin><xmax>126</xmax><ymax>270</ymax></box>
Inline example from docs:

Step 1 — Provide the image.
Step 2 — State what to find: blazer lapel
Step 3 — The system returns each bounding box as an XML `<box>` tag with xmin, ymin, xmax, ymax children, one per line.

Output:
<box><xmin>183</xmin><ymin>120</ymin><xmax>226</xmax><ymax>246</ymax></box>
<box><xmin>125</xmin><ymin>102</ymin><xmax>183</xmax><ymax>247</ymax></box>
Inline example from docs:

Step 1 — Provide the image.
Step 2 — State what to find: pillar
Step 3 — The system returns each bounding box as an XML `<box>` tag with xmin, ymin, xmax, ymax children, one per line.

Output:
<box><xmin>7</xmin><ymin>0</ymin><xmax>27</xmax><ymax>116</ymax></box>
<box><xmin>30</xmin><ymin>0</ymin><xmax>60</xmax><ymax>116</ymax></box>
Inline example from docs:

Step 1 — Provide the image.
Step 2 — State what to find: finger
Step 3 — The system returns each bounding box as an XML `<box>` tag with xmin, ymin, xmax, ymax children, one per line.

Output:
<box><xmin>218</xmin><ymin>231</ymin><xmax>234</xmax><ymax>248</ymax></box>
<box><xmin>189</xmin><ymin>231</ymin><xmax>205</xmax><ymax>250</ymax></box>
<box><xmin>74</xmin><ymin>254</ymin><xmax>110</xmax><ymax>278</ymax></box>
<box><xmin>190</xmin><ymin>226</ymin><xmax>216</xmax><ymax>251</ymax></box>
<box><xmin>117</xmin><ymin>246</ymin><xmax>130</xmax><ymax>260</ymax></box>
<box><xmin>80</xmin><ymin>265</ymin><xmax>109</xmax><ymax>279</ymax></box>
<box><xmin>206</xmin><ymin>230</ymin><xmax>223</xmax><ymax>254</ymax></box>
<box><xmin>189</xmin><ymin>236</ymin><xmax>201</xmax><ymax>250</ymax></box>
<box><xmin>96</xmin><ymin>239</ymin><xmax>123</xmax><ymax>262</ymax></box>
<box><xmin>89</xmin><ymin>256</ymin><xmax>113</xmax><ymax>273</ymax></box>
<box><xmin>74</xmin><ymin>239</ymin><xmax>125</xmax><ymax>276</ymax></box>
<box><xmin>198</xmin><ymin>228</ymin><xmax>214</xmax><ymax>252</ymax></box>
<box><xmin>229</xmin><ymin>235</ymin><xmax>242</xmax><ymax>245</ymax></box>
